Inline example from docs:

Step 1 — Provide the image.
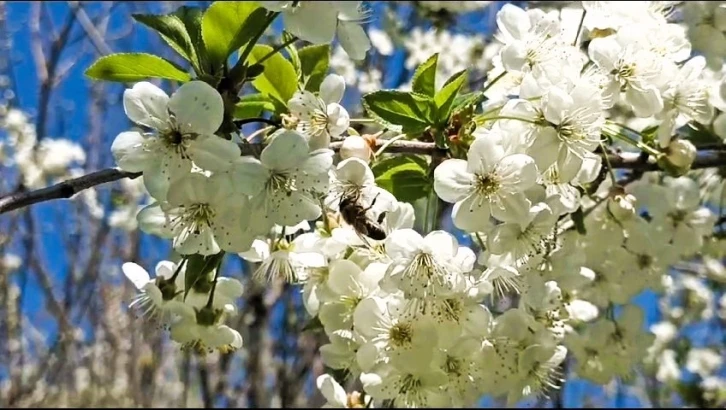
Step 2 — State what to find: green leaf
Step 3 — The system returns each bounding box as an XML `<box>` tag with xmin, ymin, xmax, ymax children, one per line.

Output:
<box><xmin>175</xmin><ymin>6</ymin><xmax>209</xmax><ymax>73</ymax></box>
<box><xmin>184</xmin><ymin>252</ymin><xmax>225</xmax><ymax>299</ymax></box>
<box><xmin>132</xmin><ymin>7</ymin><xmax>203</xmax><ymax>73</ymax></box>
<box><xmin>434</xmin><ymin>69</ymin><xmax>468</xmax><ymax>124</ymax></box>
<box><xmin>411</xmin><ymin>53</ymin><xmax>438</xmax><ymax>97</ymax></box>
<box><xmin>201</xmin><ymin>2</ymin><xmax>268</xmax><ymax>70</ymax></box>
<box><xmin>362</xmin><ymin>90</ymin><xmax>435</xmax><ymax>134</ymax></box>
<box><xmin>247</xmin><ymin>44</ymin><xmax>298</xmax><ymax>113</ymax></box>
<box><xmin>451</xmin><ymin>91</ymin><xmax>485</xmax><ymax>114</ymax></box>
<box><xmin>298</xmin><ymin>44</ymin><xmax>330</xmax><ymax>92</ymax></box>
<box><xmin>85</xmin><ymin>53</ymin><xmax>191</xmax><ymax>83</ymax></box>
<box><xmin>283</xmin><ymin>31</ymin><xmax>301</xmax><ymax>75</ymax></box>
<box><xmin>373</xmin><ymin>155</ymin><xmax>431</xmax><ymax>203</ymax></box>
<box><xmin>233</xmin><ymin>94</ymin><xmax>275</xmax><ymax>119</ymax></box>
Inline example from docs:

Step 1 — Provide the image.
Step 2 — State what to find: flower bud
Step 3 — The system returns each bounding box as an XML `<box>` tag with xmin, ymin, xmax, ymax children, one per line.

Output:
<box><xmin>665</xmin><ymin>139</ymin><xmax>696</xmax><ymax>169</ymax></box>
<box><xmin>339</xmin><ymin>135</ymin><xmax>373</xmax><ymax>163</ymax></box>
<box><xmin>607</xmin><ymin>189</ymin><xmax>637</xmax><ymax>222</ymax></box>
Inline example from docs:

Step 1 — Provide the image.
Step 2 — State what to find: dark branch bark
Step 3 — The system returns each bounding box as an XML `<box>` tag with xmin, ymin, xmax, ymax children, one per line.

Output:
<box><xmin>0</xmin><ymin>168</ymin><xmax>141</xmax><ymax>214</ymax></box>
<box><xmin>2</xmin><ymin>141</ymin><xmax>726</xmax><ymax>215</ymax></box>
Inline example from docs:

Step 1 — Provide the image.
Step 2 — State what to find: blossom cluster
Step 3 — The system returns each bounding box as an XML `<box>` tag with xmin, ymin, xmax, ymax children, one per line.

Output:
<box><xmin>100</xmin><ymin>0</ymin><xmax>726</xmax><ymax>407</ymax></box>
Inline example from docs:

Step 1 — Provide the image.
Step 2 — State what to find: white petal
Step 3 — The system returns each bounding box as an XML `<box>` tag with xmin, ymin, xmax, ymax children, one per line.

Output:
<box><xmin>111</xmin><ymin>131</ymin><xmax>153</xmax><ymax>172</ymax></box>
<box><xmin>229</xmin><ymin>156</ymin><xmax>269</xmax><ymax>196</ymax></box>
<box><xmin>187</xmin><ymin>136</ymin><xmax>240</xmax><ymax>172</ymax></box>
<box><xmin>468</xmin><ymin>133</ymin><xmax>506</xmax><ymax>175</ymax></box>
<box><xmin>215</xmin><ymin>277</ymin><xmax>244</xmax><ymax>298</ymax></box>
<box><xmin>262</xmin><ymin>130</ymin><xmax>309</xmax><ymax>171</ymax></box>
<box><xmin>137</xmin><ymin>203</ymin><xmax>174</xmax><ymax>237</ymax></box>
<box><xmin>283</xmin><ymin>3</ymin><xmax>338</xmax><ymax>44</ymax></box>
<box><xmin>353</xmin><ymin>297</ymin><xmax>388</xmax><ymax>339</ymax></box>
<box><xmin>497</xmin><ymin>4</ymin><xmax>530</xmax><ymax>40</ymax></box>
<box><xmin>316</xmin><ymin>375</ymin><xmax>348</xmax><ymax>406</ymax></box>
<box><xmin>434</xmin><ymin>159</ymin><xmax>473</xmax><ymax>203</ymax></box>
<box><xmin>527</xmin><ymin>128</ymin><xmax>560</xmax><ymax>170</ymax></box>
<box><xmin>175</xmin><ymin>226</ymin><xmax>220</xmax><ymax>256</ymax></box>
<box><xmin>155</xmin><ymin>260</ymin><xmax>177</xmax><ymax>279</ymax></box>
<box><xmin>452</xmin><ymin>194</ymin><xmax>492</xmax><ymax>232</ymax></box>
<box><xmin>423</xmin><ymin>230</ymin><xmax>458</xmax><ymax>260</ymax></box>
<box><xmin>588</xmin><ymin>37</ymin><xmax>620</xmax><ymax>71</ymax></box>
<box><xmin>142</xmin><ymin>161</ymin><xmax>171</xmax><ymax>201</ymax></box>
<box><xmin>123</xmin><ymin>82</ymin><xmax>170</xmax><ymax>130</ymax></box>
<box><xmin>328</xmin><ymin>259</ymin><xmax>363</xmax><ymax>296</ymax></box>
<box><xmin>543</xmin><ymin>87</ymin><xmax>573</xmax><ymax>125</ymax></box>
<box><xmin>626</xmin><ymin>86</ymin><xmax>663</xmax><ymax>118</ymax></box>
<box><xmin>496</xmin><ymin>154</ymin><xmax>538</xmax><ymax>192</ymax></box>
<box><xmin>320</xmin><ymin>74</ymin><xmax>346</xmax><ymax>104</ymax></box>
<box><xmin>491</xmin><ymin>192</ymin><xmax>532</xmax><ymax>223</ymax></box>
<box><xmin>385</xmin><ymin>229</ymin><xmax>423</xmax><ymax>259</ymax></box>
<box><xmin>270</xmin><ymin>190</ymin><xmax>321</xmax><ymax>226</ymax></box>
<box><xmin>168</xmin><ymin>81</ymin><xmax>224</xmax><ymax>136</ymax></box>
<box><xmin>337</xmin><ymin>21</ymin><xmax>371</xmax><ymax>61</ymax></box>
<box><xmin>122</xmin><ymin>262</ymin><xmax>151</xmax><ymax>290</ymax></box>
<box><xmin>289</xmin><ymin>91</ymin><xmax>323</xmax><ymax>118</ymax></box>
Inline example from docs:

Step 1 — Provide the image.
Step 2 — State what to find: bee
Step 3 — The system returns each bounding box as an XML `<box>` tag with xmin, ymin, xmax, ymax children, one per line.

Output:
<box><xmin>338</xmin><ymin>190</ymin><xmax>387</xmax><ymax>241</ymax></box>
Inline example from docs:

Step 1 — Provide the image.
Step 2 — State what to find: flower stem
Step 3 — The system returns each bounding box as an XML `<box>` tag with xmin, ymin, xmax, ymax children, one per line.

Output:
<box><xmin>573</xmin><ymin>10</ymin><xmax>587</xmax><ymax>46</ymax></box>
<box><xmin>170</xmin><ymin>257</ymin><xmax>188</xmax><ymax>282</ymax></box>
<box><xmin>603</xmin><ymin>124</ymin><xmax>662</xmax><ymax>158</ymax></box>
<box><xmin>476</xmin><ymin>115</ymin><xmax>539</xmax><ymax>126</ymax></box>
<box><xmin>599</xmin><ymin>141</ymin><xmax>618</xmax><ymax>186</ymax></box>
<box><xmin>481</xmin><ymin>71</ymin><xmax>507</xmax><ymax>94</ymax></box>
<box><xmin>205</xmin><ymin>255</ymin><xmax>226</xmax><ymax>309</ymax></box>
<box><xmin>253</xmin><ymin>35</ymin><xmax>299</xmax><ymax>66</ymax></box>
<box><xmin>229</xmin><ymin>11</ymin><xmax>280</xmax><ymax>84</ymax></box>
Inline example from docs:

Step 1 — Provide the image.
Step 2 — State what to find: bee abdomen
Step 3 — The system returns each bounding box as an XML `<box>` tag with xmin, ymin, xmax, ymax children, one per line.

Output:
<box><xmin>365</xmin><ymin>223</ymin><xmax>387</xmax><ymax>240</ymax></box>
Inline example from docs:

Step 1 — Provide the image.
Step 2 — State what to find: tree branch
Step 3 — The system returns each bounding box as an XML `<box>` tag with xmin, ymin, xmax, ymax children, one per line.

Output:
<box><xmin>0</xmin><ymin>168</ymin><xmax>141</xmax><ymax>214</ymax></box>
<box><xmin>2</xmin><ymin>141</ymin><xmax>726</xmax><ymax>215</ymax></box>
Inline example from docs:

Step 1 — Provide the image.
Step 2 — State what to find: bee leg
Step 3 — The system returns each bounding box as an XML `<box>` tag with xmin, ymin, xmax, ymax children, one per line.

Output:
<box><xmin>377</xmin><ymin>211</ymin><xmax>387</xmax><ymax>224</ymax></box>
<box><xmin>364</xmin><ymin>193</ymin><xmax>381</xmax><ymax>212</ymax></box>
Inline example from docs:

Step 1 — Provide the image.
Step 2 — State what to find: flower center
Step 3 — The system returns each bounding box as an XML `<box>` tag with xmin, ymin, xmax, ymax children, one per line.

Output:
<box><xmin>267</xmin><ymin>172</ymin><xmax>297</xmax><ymax>195</ymax></box>
<box><xmin>389</xmin><ymin>322</ymin><xmax>414</xmax><ymax>347</ymax></box>
<box><xmin>445</xmin><ymin>355</ymin><xmax>462</xmax><ymax>376</ymax></box>
<box><xmin>637</xmin><ymin>254</ymin><xmax>653</xmax><ymax>269</ymax></box>
<box><xmin>475</xmin><ymin>173</ymin><xmax>501</xmax><ymax>198</ymax></box>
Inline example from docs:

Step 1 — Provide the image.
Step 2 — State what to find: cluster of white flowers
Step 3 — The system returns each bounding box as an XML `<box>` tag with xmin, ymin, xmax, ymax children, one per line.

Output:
<box><xmin>105</xmin><ymin>1</ymin><xmax>726</xmax><ymax>407</ymax></box>
<box><xmin>0</xmin><ymin>106</ymin><xmax>86</xmax><ymax>190</ymax></box>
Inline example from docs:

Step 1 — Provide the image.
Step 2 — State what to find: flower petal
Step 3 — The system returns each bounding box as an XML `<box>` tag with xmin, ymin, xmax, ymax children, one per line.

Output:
<box><xmin>261</xmin><ymin>130</ymin><xmax>309</xmax><ymax>171</ymax></box>
<box><xmin>452</xmin><ymin>194</ymin><xmax>493</xmax><ymax>232</ymax></box>
<box><xmin>137</xmin><ymin>203</ymin><xmax>174</xmax><ymax>237</ymax></box>
<box><xmin>111</xmin><ymin>131</ymin><xmax>153</xmax><ymax>172</ymax></box>
<box><xmin>168</xmin><ymin>81</ymin><xmax>224</xmax><ymax>136</ymax></box>
<box><xmin>123</xmin><ymin>82</ymin><xmax>170</xmax><ymax>130</ymax></box>
<box><xmin>496</xmin><ymin>153</ymin><xmax>538</xmax><ymax>192</ymax></box>
<box><xmin>317</xmin><ymin>374</ymin><xmax>348</xmax><ymax>406</ymax></box>
<box><xmin>320</xmin><ymin>74</ymin><xmax>346</xmax><ymax>104</ymax></box>
<box><xmin>337</xmin><ymin>21</ymin><xmax>371</xmax><ymax>61</ymax></box>
<box><xmin>123</xmin><ymin>262</ymin><xmax>151</xmax><ymax>290</ymax></box>
<box><xmin>385</xmin><ymin>228</ymin><xmax>423</xmax><ymax>259</ymax></box>
<box><xmin>283</xmin><ymin>2</ymin><xmax>338</xmax><ymax>44</ymax></box>
<box><xmin>187</xmin><ymin>136</ymin><xmax>240</xmax><ymax>172</ymax></box>
<box><xmin>434</xmin><ymin>159</ymin><xmax>473</xmax><ymax>203</ymax></box>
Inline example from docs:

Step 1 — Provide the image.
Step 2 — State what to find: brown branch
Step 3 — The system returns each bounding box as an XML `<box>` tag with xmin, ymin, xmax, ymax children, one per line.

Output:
<box><xmin>0</xmin><ymin>168</ymin><xmax>141</xmax><ymax>215</ymax></box>
<box><xmin>3</xmin><ymin>142</ymin><xmax>726</xmax><ymax>215</ymax></box>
